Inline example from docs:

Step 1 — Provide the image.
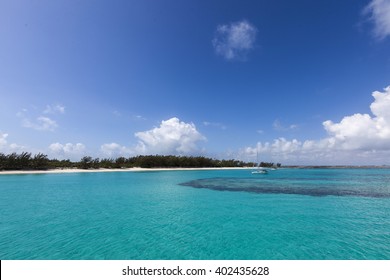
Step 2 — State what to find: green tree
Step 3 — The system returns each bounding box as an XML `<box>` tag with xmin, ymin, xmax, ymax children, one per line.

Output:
<box><xmin>79</xmin><ymin>156</ymin><xmax>93</xmax><ymax>169</ymax></box>
<box><xmin>32</xmin><ymin>153</ymin><xmax>49</xmax><ymax>170</ymax></box>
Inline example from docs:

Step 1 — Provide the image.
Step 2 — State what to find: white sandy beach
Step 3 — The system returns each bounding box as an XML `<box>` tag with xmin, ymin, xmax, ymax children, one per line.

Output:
<box><xmin>0</xmin><ymin>167</ymin><xmax>249</xmax><ymax>175</ymax></box>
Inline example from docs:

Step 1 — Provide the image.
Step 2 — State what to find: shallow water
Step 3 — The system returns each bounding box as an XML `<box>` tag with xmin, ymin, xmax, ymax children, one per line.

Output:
<box><xmin>0</xmin><ymin>168</ymin><xmax>389</xmax><ymax>259</ymax></box>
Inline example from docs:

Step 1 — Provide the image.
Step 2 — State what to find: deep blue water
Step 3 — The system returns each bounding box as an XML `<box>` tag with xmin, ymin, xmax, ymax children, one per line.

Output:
<box><xmin>0</xmin><ymin>168</ymin><xmax>389</xmax><ymax>259</ymax></box>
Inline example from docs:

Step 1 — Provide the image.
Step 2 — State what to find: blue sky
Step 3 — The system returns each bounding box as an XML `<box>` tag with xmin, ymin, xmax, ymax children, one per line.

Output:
<box><xmin>1</xmin><ymin>0</ymin><xmax>390</xmax><ymax>164</ymax></box>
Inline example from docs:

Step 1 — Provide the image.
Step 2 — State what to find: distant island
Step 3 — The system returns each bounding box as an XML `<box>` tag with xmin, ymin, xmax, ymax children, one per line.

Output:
<box><xmin>285</xmin><ymin>165</ymin><xmax>390</xmax><ymax>169</ymax></box>
<box><xmin>0</xmin><ymin>152</ymin><xmax>281</xmax><ymax>171</ymax></box>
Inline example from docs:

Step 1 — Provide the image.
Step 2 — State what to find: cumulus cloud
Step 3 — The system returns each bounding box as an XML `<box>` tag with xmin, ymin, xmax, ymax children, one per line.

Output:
<box><xmin>7</xmin><ymin>143</ymin><xmax>26</xmax><ymax>153</ymax></box>
<box><xmin>135</xmin><ymin>117</ymin><xmax>206</xmax><ymax>155</ymax></box>
<box><xmin>323</xmin><ymin>86</ymin><xmax>390</xmax><ymax>150</ymax></box>
<box><xmin>239</xmin><ymin>86</ymin><xmax>390</xmax><ymax>164</ymax></box>
<box><xmin>0</xmin><ymin>132</ymin><xmax>25</xmax><ymax>153</ymax></box>
<box><xmin>0</xmin><ymin>132</ymin><xmax>8</xmax><ymax>147</ymax></box>
<box><xmin>100</xmin><ymin>143</ymin><xmax>132</xmax><ymax>158</ymax></box>
<box><xmin>240</xmin><ymin>138</ymin><xmax>342</xmax><ymax>164</ymax></box>
<box><xmin>49</xmin><ymin>142</ymin><xmax>86</xmax><ymax>159</ymax></box>
<box><xmin>212</xmin><ymin>20</ymin><xmax>257</xmax><ymax>60</ymax></box>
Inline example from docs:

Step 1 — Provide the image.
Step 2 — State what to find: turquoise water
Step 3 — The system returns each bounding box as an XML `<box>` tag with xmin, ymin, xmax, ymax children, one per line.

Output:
<box><xmin>0</xmin><ymin>168</ymin><xmax>389</xmax><ymax>260</ymax></box>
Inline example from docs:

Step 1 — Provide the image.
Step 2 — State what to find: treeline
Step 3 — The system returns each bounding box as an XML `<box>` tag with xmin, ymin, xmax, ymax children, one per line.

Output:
<box><xmin>78</xmin><ymin>155</ymin><xmax>247</xmax><ymax>169</ymax></box>
<box><xmin>0</xmin><ymin>152</ymin><xmax>50</xmax><ymax>170</ymax></box>
<box><xmin>0</xmin><ymin>152</ymin><xmax>251</xmax><ymax>170</ymax></box>
<box><xmin>259</xmin><ymin>162</ymin><xmax>281</xmax><ymax>168</ymax></box>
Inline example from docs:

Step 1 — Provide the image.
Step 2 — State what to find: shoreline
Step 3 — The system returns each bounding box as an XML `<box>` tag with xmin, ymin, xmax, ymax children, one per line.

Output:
<box><xmin>1</xmin><ymin>165</ymin><xmax>389</xmax><ymax>175</ymax></box>
<box><xmin>0</xmin><ymin>167</ymin><xmax>249</xmax><ymax>175</ymax></box>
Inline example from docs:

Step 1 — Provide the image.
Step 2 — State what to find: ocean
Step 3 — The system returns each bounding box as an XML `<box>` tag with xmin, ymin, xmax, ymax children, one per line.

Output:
<box><xmin>0</xmin><ymin>168</ymin><xmax>389</xmax><ymax>259</ymax></box>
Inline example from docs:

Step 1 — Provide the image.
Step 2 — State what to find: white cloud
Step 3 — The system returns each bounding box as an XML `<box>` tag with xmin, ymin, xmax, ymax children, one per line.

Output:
<box><xmin>7</xmin><ymin>143</ymin><xmax>26</xmax><ymax>153</ymax></box>
<box><xmin>272</xmin><ymin>138</ymin><xmax>301</xmax><ymax>153</ymax></box>
<box><xmin>0</xmin><ymin>133</ymin><xmax>25</xmax><ymax>153</ymax></box>
<box><xmin>323</xmin><ymin>86</ymin><xmax>390</xmax><ymax>150</ymax></box>
<box><xmin>18</xmin><ymin>105</ymin><xmax>61</xmax><ymax>131</ymax></box>
<box><xmin>100</xmin><ymin>143</ymin><xmax>132</xmax><ymax>158</ymax></box>
<box><xmin>273</xmin><ymin>119</ymin><xmax>299</xmax><ymax>131</ymax></box>
<box><xmin>365</xmin><ymin>0</ymin><xmax>390</xmax><ymax>39</ymax></box>
<box><xmin>43</xmin><ymin>104</ymin><xmax>65</xmax><ymax>114</ymax></box>
<box><xmin>134</xmin><ymin>115</ymin><xmax>146</xmax><ymax>120</ymax></box>
<box><xmin>0</xmin><ymin>132</ymin><xmax>8</xmax><ymax>147</ymax></box>
<box><xmin>203</xmin><ymin>121</ymin><xmax>227</xmax><ymax>130</ymax></box>
<box><xmin>23</xmin><ymin>116</ymin><xmax>58</xmax><ymax>131</ymax></box>
<box><xmin>212</xmin><ymin>20</ymin><xmax>257</xmax><ymax>60</ymax></box>
<box><xmin>239</xmin><ymin>86</ymin><xmax>390</xmax><ymax>164</ymax></box>
<box><xmin>135</xmin><ymin>117</ymin><xmax>206</xmax><ymax>155</ymax></box>
<box><xmin>49</xmin><ymin>142</ymin><xmax>86</xmax><ymax>159</ymax></box>
<box><xmin>239</xmin><ymin>138</ymin><xmax>337</xmax><ymax>164</ymax></box>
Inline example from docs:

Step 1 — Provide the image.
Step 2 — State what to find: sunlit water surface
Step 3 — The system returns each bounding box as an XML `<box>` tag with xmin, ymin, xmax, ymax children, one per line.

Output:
<box><xmin>0</xmin><ymin>168</ymin><xmax>389</xmax><ymax>259</ymax></box>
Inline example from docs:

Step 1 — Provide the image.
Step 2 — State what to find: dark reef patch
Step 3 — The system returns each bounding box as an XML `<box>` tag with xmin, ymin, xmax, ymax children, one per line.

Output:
<box><xmin>179</xmin><ymin>177</ymin><xmax>390</xmax><ymax>198</ymax></box>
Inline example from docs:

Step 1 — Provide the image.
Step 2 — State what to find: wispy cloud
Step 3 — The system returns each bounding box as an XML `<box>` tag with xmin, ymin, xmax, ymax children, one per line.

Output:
<box><xmin>364</xmin><ymin>0</ymin><xmax>390</xmax><ymax>40</ymax></box>
<box><xmin>112</xmin><ymin>110</ymin><xmax>147</xmax><ymax>121</ymax></box>
<box><xmin>17</xmin><ymin>104</ymin><xmax>64</xmax><ymax>131</ymax></box>
<box><xmin>133</xmin><ymin>115</ymin><xmax>146</xmax><ymax>121</ymax></box>
<box><xmin>22</xmin><ymin>116</ymin><xmax>58</xmax><ymax>131</ymax></box>
<box><xmin>135</xmin><ymin>117</ymin><xmax>206</xmax><ymax>155</ymax></box>
<box><xmin>112</xmin><ymin>110</ymin><xmax>121</xmax><ymax>117</ymax></box>
<box><xmin>212</xmin><ymin>20</ymin><xmax>257</xmax><ymax>60</ymax></box>
<box><xmin>272</xmin><ymin>119</ymin><xmax>298</xmax><ymax>131</ymax></box>
<box><xmin>43</xmin><ymin>104</ymin><xmax>65</xmax><ymax>114</ymax></box>
<box><xmin>203</xmin><ymin>121</ymin><xmax>227</xmax><ymax>130</ymax></box>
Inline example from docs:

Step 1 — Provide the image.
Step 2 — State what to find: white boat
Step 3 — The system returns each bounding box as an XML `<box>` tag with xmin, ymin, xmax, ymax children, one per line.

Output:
<box><xmin>252</xmin><ymin>167</ymin><xmax>268</xmax><ymax>174</ymax></box>
<box><xmin>251</xmin><ymin>144</ymin><xmax>273</xmax><ymax>174</ymax></box>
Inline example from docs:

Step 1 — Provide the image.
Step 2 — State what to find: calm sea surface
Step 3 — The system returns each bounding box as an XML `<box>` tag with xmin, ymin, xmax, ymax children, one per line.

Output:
<box><xmin>0</xmin><ymin>168</ymin><xmax>389</xmax><ymax>259</ymax></box>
